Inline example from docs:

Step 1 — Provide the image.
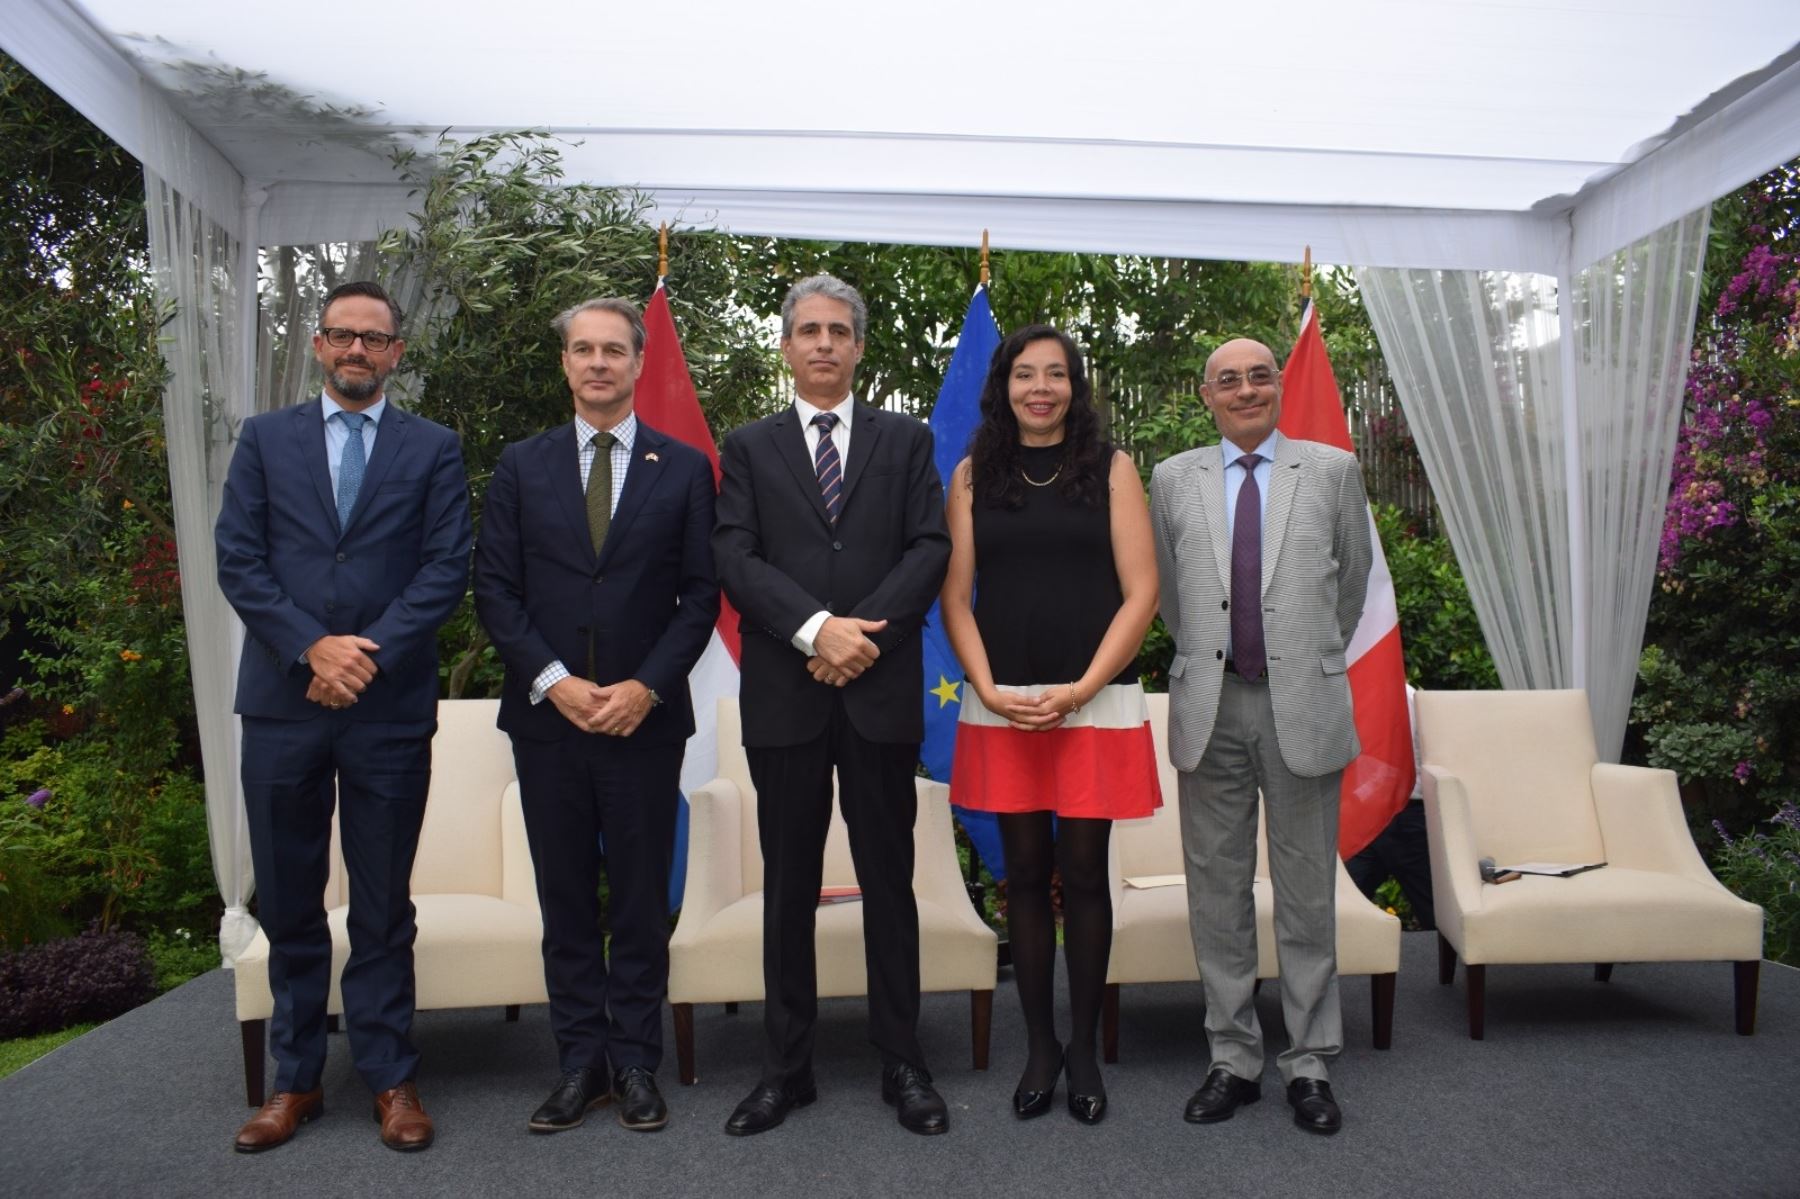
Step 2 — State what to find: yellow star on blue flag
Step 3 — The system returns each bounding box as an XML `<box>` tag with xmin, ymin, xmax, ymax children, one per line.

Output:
<box><xmin>929</xmin><ymin>675</ymin><xmax>961</xmax><ymax>708</ymax></box>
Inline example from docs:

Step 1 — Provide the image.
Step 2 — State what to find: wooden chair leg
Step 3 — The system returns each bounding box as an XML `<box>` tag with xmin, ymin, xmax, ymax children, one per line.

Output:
<box><xmin>1466</xmin><ymin>963</ymin><xmax>1486</xmax><ymax>1040</ymax></box>
<box><xmin>971</xmin><ymin>989</ymin><xmax>993</xmax><ymax>1071</ymax></box>
<box><xmin>1371</xmin><ymin>973</ymin><xmax>1395</xmax><ymax>1050</ymax></box>
<box><xmin>724</xmin><ymin>1001</ymin><xmax>738</xmax><ymax>1014</ymax></box>
<box><xmin>1735</xmin><ymin>960</ymin><xmax>1760</xmax><ymax>1036</ymax></box>
<box><xmin>1102</xmin><ymin>983</ymin><xmax>1120</xmax><ymax>1064</ymax></box>
<box><xmin>325</xmin><ymin>1014</ymin><xmax>340</xmax><ymax>1034</ymax></box>
<box><xmin>241</xmin><ymin>1019</ymin><xmax>266</xmax><ymax>1108</ymax></box>
<box><xmin>1593</xmin><ymin>963</ymin><xmax>1614</xmax><ymax>983</ymax></box>
<box><xmin>1438</xmin><ymin>932</ymin><xmax>1456</xmax><ymax>984</ymax></box>
<box><xmin>672</xmin><ymin>1002</ymin><xmax>696</xmax><ymax>1085</ymax></box>
<box><xmin>504</xmin><ymin>1004</ymin><xmax>521</xmax><ymax>1022</ymax></box>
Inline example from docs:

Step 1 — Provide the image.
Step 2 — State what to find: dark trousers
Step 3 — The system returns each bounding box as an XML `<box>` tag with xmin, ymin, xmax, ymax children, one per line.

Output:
<box><xmin>242</xmin><ymin>713</ymin><xmax>433</xmax><ymax>1095</ymax></box>
<box><xmin>512</xmin><ymin>733</ymin><xmax>681</xmax><ymax>1074</ymax></box>
<box><xmin>747</xmin><ymin>700</ymin><xmax>924</xmax><ymax>1086</ymax></box>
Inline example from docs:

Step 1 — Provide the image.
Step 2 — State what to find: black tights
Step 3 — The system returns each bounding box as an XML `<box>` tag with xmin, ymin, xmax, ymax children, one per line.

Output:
<box><xmin>1000</xmin><ymin>812</ymin><xmax>1112</xmax><ymax>1094</ymax></box>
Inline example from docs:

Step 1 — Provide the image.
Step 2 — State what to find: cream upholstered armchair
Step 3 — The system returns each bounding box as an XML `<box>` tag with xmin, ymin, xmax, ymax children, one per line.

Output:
<box><xmin>1416</xmin><ymin>689</ymin><xmax>1763</xmax><ymax>1039</ymax></box>
<box><xmin>668</xmin><ymin>698</ymin><xmax>997</xmax><ymax>1085</ymax></box>
<box><xmin>234</xmin><ymin>699</ymin><xmax>546</xmax><ymax>1104</ymax></box>
<box><xmin>1103</xmin><ymin>692</ymin><xmax>1401</xmax><ymax>1059</ymax></box>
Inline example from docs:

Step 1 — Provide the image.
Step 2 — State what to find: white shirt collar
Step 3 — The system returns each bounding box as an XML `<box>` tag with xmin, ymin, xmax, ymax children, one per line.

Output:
<box><xmin>794</xmin><ymin>394</ymin><xmax>853</xmax><ymax>432</ymax></box>
<box><xmin>1221</xmin><ymin>430</ymin><xmax>1277</xmax><ymax>468</ymax></box>
<box><xmin>322</xmin><ymin>394</ymin><xmax>386</xmax><ymax>425</ymax></box>
<box><xmin>575</xmin><ymin>409</ymin><xmax>637</xmax><ymax>452</ymax></box>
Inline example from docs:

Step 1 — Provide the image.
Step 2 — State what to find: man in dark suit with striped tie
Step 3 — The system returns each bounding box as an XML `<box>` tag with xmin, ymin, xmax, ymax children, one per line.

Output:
<box><xmin>713</xmin><ymin>275</ymin><xmax>953</xmax><ymax>1136</ymax></box>
<box><xmin>216</xmin><ymin>281</ymin><xmax>472</xmax><ymax>1153</ymax></box>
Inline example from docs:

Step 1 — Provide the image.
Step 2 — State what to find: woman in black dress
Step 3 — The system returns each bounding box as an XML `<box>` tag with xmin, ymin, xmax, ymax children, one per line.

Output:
<box><xmin>941</xmin><ymin>324</ymin><xmax>1161</xmax><ymax>1124</ymax></box>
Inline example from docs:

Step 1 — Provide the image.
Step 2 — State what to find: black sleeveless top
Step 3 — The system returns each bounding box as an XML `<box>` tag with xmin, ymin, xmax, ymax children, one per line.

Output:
<box><xmin>971</xmin><ymin>443</ymin><xmax>1134</xmax><ymax>688</ymax></box>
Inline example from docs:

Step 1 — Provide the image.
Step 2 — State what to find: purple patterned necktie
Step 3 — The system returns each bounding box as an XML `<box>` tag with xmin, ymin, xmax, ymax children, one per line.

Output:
<box><xmin>1231</xmin><ymin>453</ymin><xmax>1265</xmax><ymax>681</ymax></box>
<box><xmin>813</xmin><ymin>411</ymin><xmax>843</xmax><ymax>524</ymax></box>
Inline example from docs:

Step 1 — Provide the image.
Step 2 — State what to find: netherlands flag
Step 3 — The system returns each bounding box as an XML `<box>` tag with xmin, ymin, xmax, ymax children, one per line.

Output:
<box><xmin>634</xmin><ymin>281</ymin><xmax>740</xmax><ymax>908</ymax></box>
<box><xmin>1278</xmin><ymin>298</ymin><xmax>1415</xmax><ymax>856</ymax></box>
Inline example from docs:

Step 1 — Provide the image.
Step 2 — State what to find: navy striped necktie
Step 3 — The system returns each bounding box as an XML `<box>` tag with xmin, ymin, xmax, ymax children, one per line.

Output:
<box><xmin>813</xmin><ymin>411</ymin><xmax>843</xmax><ymax>524</ymax></box>
<box><xmin>1231</xmin><ymin>453</ymin><xmax>1265</xmax><ymax>681</ymax></box>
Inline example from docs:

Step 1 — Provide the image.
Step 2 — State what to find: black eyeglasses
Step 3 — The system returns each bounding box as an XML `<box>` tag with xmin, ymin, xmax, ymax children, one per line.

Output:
<box><xmin>319</xmin><ymin>327</ymin><xmax>399</xmax><ymax>352</ymax></box>
<box><xmin>1205</xmin><ymin>366</ymin><xmax>1279</xmax><ymax>390</ymax></box>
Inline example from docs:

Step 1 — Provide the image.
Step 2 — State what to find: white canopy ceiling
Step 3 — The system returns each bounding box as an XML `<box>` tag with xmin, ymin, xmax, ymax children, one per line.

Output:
<box><xmin>5</xmin><ymin>0</ymin><xmax>1800</xmax><ymax>270</ymax></box>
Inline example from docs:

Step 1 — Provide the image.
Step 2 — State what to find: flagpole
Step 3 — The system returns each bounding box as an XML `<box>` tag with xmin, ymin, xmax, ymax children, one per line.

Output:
<box><xmin>1301</xmin><ymin>244</ymin><xmax>1313</xmax><ymax>301</ymax></box>
<box><xmin>980</xmin><ymin>228</ymin><xmax>990</xmax><ymax>288</ymax></box>
<box><xmin>658</xmin><ymin>221</ymin><xmax>669</xmax><ymax>285</ymax></box>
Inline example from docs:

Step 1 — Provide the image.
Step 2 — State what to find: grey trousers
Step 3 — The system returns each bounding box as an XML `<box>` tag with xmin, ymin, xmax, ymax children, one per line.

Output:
<box><xmin>1178</xmin><ymin>672</ymin><xmax>1343</xmax><ymax>1084</ymax></box>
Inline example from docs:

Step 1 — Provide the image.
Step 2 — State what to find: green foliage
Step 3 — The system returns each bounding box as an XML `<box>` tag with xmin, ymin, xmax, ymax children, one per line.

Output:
<box><xmin>1635</xmin><ymin>161</ymin><xmax>1800</xmax><ymax>835</ymax></box>
<box><xmin>1375</xmin><ymin>505</ymin><xmax>1499</xmax><ymax>690</ymax></box>
<box><xmin>145</xmin><ymin>927</ymin><xmax>221</xmax><ymax>992</ymax></box>
<box><xmin>0</xmin><ymin>1023</ymin><xmax>94</xmax><ymax>1081</ymax></box>
<box><xmin>1711</xmin><ymin>805</ymin><xmax>1800</xmax><ymax>967</ymax></box>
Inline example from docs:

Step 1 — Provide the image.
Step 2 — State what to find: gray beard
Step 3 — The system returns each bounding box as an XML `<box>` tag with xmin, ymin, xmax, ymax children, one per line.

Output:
<box><xmin>329</xmin><ymin>367</ymin><xmax>384</xmax><ymax>402</ymax></box>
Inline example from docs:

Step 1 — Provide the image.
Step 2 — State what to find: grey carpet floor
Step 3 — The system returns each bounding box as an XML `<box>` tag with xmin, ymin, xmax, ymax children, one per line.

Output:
<box><xmin>1</xmin><ymin>932</ymin><xmax>1796</xmax><ymax>1198</ymax></box>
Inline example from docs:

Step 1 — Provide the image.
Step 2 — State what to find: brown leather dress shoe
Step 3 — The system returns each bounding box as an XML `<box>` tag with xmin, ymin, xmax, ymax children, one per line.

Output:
<box><xmin>372</xmin><ymin>1081</ymin><xmax>435</xmax><ymax>1151</ymax></box>
<box><xmin>234</xmin><ymin>1089</ymin><xmax>324</xmax><ymax>1153</ymax></box>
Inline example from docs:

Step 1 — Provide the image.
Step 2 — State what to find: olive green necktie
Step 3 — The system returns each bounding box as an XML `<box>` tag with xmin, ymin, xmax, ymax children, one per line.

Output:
<box><xmin>585</xmin><ymin>430</ymin><xmax>614</xmax><ymax>554</ymax></box>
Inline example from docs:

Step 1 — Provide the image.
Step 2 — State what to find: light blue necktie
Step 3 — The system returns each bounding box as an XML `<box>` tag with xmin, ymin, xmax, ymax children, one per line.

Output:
<box><xmin>336</xmin><ymin>411</ymin><xmax>368</xmax><ymax>528</ymax></box>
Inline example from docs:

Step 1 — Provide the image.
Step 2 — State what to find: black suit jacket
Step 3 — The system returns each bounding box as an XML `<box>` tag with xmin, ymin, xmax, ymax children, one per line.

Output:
<box><xmin>473</xmin><ymin>418</ymin><xmax>719</xmax><ymax>745</ymax></box>
<box><xmin>713</xmin><ymin>402</ymin><xmax>950</xmax><ymax>748</ymax></box>
<box><xmin>215</xmin><ymin>399</ymin><xmax>472</xmax><ymax>722</ymax></box>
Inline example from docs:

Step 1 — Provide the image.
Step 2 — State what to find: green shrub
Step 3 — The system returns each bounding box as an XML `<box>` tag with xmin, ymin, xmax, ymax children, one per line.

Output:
<box><xmin>145</xmin><ymin>928</ymin><xmax>221</xmax><ymax>992</ymax></box>
<box><xmin>1711</xmin><ymin>804</ymin><xmax>1800</xmax><ymax>967</ymax></box>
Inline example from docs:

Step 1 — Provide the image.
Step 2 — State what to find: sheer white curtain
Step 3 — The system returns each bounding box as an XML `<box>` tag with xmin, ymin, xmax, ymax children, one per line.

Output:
<box><xmin>1354</xmin><ymin>267</ymin><xmax>1574</xmax><ymax>692</ymax></box>
<box><xmin>1568</xmin><ymin>209</ymin><xmax>1710</xmax><ymax>759</ymax></box>
<box><xmin>141</xmin><ymin>81</ymin><xmax>258</xmax><ymax>965</ymax></box>
<box><xmin>1357</xmin><ymin>209</ymin><xmax>1710</xmax><ymax>762</ymax></box>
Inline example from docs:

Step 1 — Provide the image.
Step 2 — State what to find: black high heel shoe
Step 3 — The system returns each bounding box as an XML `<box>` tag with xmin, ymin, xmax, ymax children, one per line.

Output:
<box><xmin>1011</xmin><ymin>1046</ymin><xmax>1064</xmax><ymax>1120</ymax></box>
<box><xmin>1065</xmin><ymin>1058</ymin><xmax>1107</xmax><ymax>1125</ymax></box>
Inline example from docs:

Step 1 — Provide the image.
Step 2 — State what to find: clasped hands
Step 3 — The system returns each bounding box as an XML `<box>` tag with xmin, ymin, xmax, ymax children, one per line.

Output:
<box><xmin>806</xmin><ymin>616</ymin><xmax>887</xmax><ymax>688</ymax></box>
<box><xmin>979</xmin><ymin>683</ymin><xmax>1086</xmax><ymax>733</ymax></box>
<box><xmin>305</xmin><ymin>634</ymin><xmax>379</xmax><ymax>710</ymax></box>
<box><xmin>548</xmin><ymin>676</ymin><xmax>655</xmax><ymax>737</ymax></box>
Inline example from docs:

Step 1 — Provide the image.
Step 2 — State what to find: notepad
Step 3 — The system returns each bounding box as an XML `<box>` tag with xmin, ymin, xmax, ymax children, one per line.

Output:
<box><xmin>1496</xmin><ymin>861</ymin><xmax>1606</xmax><ymax>878</ymax></box>
<box><xmin>1123</xmin><ymin>875</ymin><xmax>1187</xmax><ymax>889</ymax></box>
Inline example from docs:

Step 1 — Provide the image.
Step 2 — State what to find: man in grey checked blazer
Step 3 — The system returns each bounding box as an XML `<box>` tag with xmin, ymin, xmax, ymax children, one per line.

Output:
<box><xmin>1149</xmin><ymin>337</ymin><xmax>1372</xmax><ymax>1136</ymax></box>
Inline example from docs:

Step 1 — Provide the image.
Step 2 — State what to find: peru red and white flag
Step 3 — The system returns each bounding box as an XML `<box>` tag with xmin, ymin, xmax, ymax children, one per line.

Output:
<box><xmin>1279</xmin><ymin>299</ymin><xmax>1415</xmax><ymax>857</ymax></box>
<box><xmin>635</xmin><ymin>282</ymin><xmax>741</xmax><ymax>905</ymax></box>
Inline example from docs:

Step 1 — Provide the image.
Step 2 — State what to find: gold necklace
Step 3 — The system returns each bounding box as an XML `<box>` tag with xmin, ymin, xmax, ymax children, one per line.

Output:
<box><xmin>1020</xmin><ymin>463</ymin><xmax>1061</xmax><ymax>487</ymax></box>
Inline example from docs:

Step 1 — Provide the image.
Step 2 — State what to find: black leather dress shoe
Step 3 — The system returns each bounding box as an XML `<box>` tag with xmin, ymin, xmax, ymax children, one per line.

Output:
<box><xmin>1011</xmin><ymin>1046</ymin><xmax>1063</xmax><ymax>1120</ymax></box>
<box><xmin>1287</xmin><ymin>1078</ymin><xmax>1342</xmax><ymax>1135</ymax></box>
<box><xmin>613</xmin><ymin>1066</ymin><xmax>669</xmax><ymax>1132</ymax></box>
<box><xmin>1184</xmin><ymin>1067</ymin><xmax>1262</xmax><ymax>1124</ymax></box>
<box><xmin>882</xmin><ymin>1064</ymin><xmax>949</xmax><ymax>1135</ymax></box>
<box><xmin>528</xmin><ymin>1068</ymin><xmax>610</xmax><ymax>1133</ymax></box>
<box><xmin>724</xmin><ymin>1078</ymin><xmax>817</xmax><ymax>1137</ymax></box>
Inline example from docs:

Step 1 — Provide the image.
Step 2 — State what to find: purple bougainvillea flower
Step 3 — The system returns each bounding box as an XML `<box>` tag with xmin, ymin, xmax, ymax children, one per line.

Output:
<box><xmin>25</xmin><ymin>788</ymin><xmax>51</xmax><ymax>809</ymax></box>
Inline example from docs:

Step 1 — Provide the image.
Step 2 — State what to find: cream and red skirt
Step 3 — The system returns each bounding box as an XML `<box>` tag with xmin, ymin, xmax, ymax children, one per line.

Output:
<box><xmin>949</xmin><ymin>682</ymin><xmax>1163</xmax><ymax>819</ymax></box>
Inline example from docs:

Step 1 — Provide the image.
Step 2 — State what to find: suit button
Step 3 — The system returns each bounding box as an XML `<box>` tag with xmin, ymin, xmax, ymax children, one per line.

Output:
<box><xmin>336</xmin><ymin>552</ymin><xmax>346</xmax><ymax>562</ymax></box>
<box><xmin>832</xmin><ymin>541</ymin><xmax>843</xmax><ymax>551</ymax></box>
<box><xmin>576</xmin><ymin>625</ymin><xmax>589</xmax><ymax>635</ymax></box>
<box><xmin>325</xmin><ymin>603</ymin><xmax>335</xmax><ymax>612</ymax></box>
<box><xmin>1221</xmin><ymin>600</ymin><xmax>1229</xmax><ymax>610</ymax></box>
<box><xmin>1215</xmin><ymin>650</ymin><xmax>1224</xmax><ymax>660</ymax></box>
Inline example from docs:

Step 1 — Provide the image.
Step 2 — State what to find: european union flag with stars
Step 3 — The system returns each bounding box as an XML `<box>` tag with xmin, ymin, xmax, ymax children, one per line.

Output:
<box><xmin>921</xmin><ymin>286</ymin><xmax>1005</xmax><ymax>878</ymax></box>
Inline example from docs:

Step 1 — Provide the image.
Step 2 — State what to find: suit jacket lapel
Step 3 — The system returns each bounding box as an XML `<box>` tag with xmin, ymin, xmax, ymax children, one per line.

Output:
<box><xmin>773</xmin><ymin>406</ymin><xmax>833</xmax><ymax>529</ymax></box>
<box><xmin>292</xmin><ymin>401</ymin><xmax>338</xmax><ymax>532</ymax></box>
<box><xmin>597</xmin><ymin>422</ymin><xmax>672</xmax><ymax>570</ymax></box>
<box><xmin>1198</xmin><ymin>454</ymin><xmax>1232</xmax><ymax>595</ymax></box>
<box><xmin>837</xmin><ymin>402</ymin><xmax>882</xmax><ymax>515</ymax></box>
<box><xmin>1263</xmin><ymin>430</ymin><xmax>1301</xmax><ymax>596</ymax></box>
<box><xmin>341</xmin><ymin>406</ymin><xmax>408</xmax><ymax>539</ymax></box>
<box><xmin>541</xmin><ymin>422</ymin><xmax>598</xmax><ymax>571</ymax></box>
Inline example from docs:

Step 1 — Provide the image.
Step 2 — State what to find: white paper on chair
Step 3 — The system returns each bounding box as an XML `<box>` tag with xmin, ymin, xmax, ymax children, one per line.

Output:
<box><xmin>1497</xmin><ymin>861</ymin><xmax>1606</xmax><ymax>878</ymax></box>
<box><xmin>1124</xmin><ymin>874</ymin><xmax>1187</xmax><ymax>889</ymax></box>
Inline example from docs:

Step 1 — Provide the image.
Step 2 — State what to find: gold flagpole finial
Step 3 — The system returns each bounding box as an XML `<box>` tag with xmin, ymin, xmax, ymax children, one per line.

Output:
<box><xmin>658</xmin><ymin>222</ymin><xmax>669</xmax><ymax>280</ymax></box>
<box><xmin>980</xmin><ymin>229</ymin><xmax>991</xmax><ymax>287</ymax></box>
<box><xmin>1301</xmin><ymin>245</ymin><xmax>1313</xmax><ymax>299</ymax></box>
